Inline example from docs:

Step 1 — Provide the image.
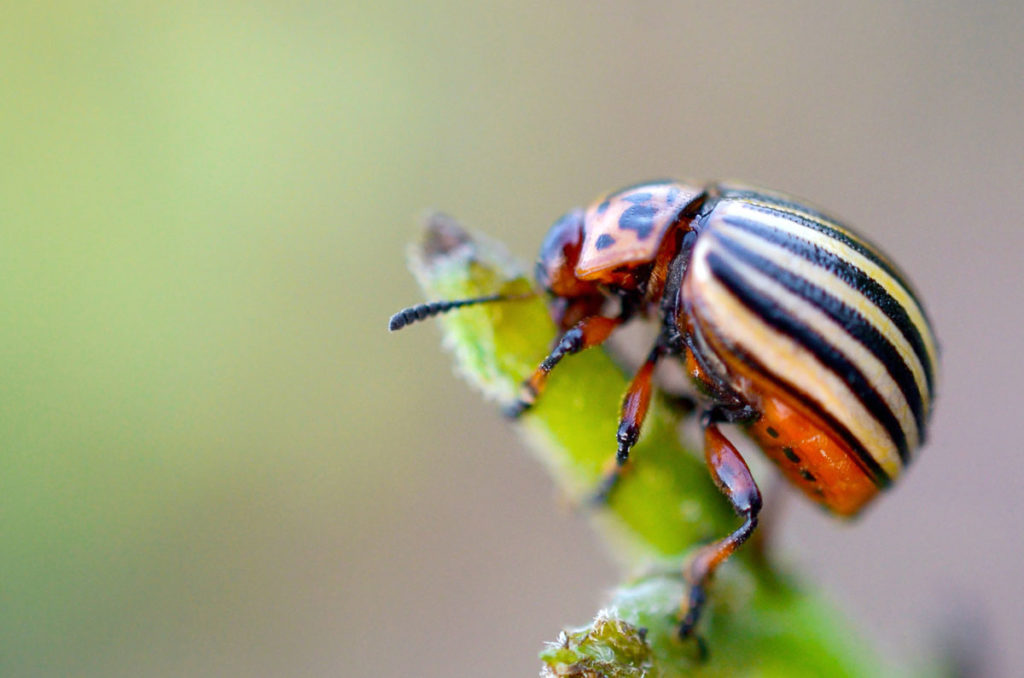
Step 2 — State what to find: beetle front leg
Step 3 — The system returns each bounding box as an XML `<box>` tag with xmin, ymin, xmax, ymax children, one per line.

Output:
<box><xmin>590</xmin><ymin>344</ymin><xmax>664</xmax><ymax>504</ymax></box>
<box><xmin>679</xmin><ymin>422</ymin><xmax>763</xmax><ymax>639</ymax></box>
<box><xmin>503</xmin><ymin>315</ymin><xmax>620</xmax><ymax>418</ymax></box>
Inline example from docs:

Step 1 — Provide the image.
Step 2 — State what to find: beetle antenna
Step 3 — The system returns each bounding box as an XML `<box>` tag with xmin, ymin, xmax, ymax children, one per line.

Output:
<box><xmin>388</xmin><ymin>293</ymin><xmax>534</xmax><ymax>331</ymax></box>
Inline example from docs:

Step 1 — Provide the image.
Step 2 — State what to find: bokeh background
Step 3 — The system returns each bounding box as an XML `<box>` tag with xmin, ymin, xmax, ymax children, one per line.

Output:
<box><xmin>3</xmin><ymin>2</ymin><xmax>1023</xmax><ymax>676</ymax></box>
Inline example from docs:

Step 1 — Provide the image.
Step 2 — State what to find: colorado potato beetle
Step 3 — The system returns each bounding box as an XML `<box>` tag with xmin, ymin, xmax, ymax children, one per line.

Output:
<box><xmin>389</xmin><ymin>180</ymin><xmax>938</xmax><ymax>639</ymax></box>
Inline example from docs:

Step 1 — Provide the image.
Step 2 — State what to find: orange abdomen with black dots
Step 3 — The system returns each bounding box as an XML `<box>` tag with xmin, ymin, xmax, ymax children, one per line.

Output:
<box><xmin>745</xmin><ymin>381</ymin><xmax>878</xmax><ymax>517</ymax></box>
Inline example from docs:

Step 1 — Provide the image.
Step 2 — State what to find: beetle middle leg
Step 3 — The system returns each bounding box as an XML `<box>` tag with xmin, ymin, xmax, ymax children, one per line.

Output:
<box><xmin>590</xmin><ymin>343</ymin><xmax>666</xmax><ymax>504</ymax></box>
<box><xmin>678</xmin><ymin>421</ymin><xmax>763</xmax><ymax>639</ymax></box>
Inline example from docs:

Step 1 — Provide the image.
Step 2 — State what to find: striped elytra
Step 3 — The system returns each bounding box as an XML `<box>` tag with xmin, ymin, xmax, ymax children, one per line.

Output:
<box><xmin>683</xmin><ymin>185</ymin><xmax>937</xmax><ymax>513</ymax></box>
<box><xmin>390</xmin><ymin>178</ymin><xmax>939</xmax><ymax>637</ymax></box>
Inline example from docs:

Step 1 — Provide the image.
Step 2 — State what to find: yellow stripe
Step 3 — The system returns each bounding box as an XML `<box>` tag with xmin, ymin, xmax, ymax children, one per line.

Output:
<box><xmin>712</xmin><ymin>219</ymin><xmax>931</xmax><ymax>407</ymax></box>
<box><xmin>710</xmin><ymin>239</ymin><xmax>919</xmax><ymax>451</ymax></box>
<box><xmin>729</xmin><ymin>202</ymin><xmax>939</xmax><ymax>375</ymax></box>
<box><xmin>686</xmin><ymin>238</ymin><xmax>905</xmax><ymax>479</ymax></box>
<box><xmin>740</xmin><ymin>197</ymin><xmax>901</xmax><ymax>274</ymax></box>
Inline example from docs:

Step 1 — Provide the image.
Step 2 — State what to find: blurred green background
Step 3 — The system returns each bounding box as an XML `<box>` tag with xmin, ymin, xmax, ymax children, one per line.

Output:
<box><xmin>3</xmin><ymin>2</ymin><xmax>1023</xmax><ymax>676</ymax></box>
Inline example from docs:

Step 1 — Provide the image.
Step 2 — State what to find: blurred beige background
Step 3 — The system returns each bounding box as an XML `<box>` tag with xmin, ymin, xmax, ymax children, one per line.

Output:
<box><xmin>3</xmin><ymin>2</ymin><xmax>1023</xmax><ymax>676</ymax></box>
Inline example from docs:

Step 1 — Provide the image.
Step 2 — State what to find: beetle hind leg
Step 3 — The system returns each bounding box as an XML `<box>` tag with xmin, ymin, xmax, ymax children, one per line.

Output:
<box><xmin>679</xmin><ymin>422</ymin><xmax>763</xmax><ymax>639</ymax></box>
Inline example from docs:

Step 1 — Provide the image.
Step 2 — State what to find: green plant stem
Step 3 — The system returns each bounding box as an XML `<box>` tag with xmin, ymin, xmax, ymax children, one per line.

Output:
<box><xmin>404</xmin><ymin>213</ymin><xmax>894</xmax><ymax>677</ymax></box>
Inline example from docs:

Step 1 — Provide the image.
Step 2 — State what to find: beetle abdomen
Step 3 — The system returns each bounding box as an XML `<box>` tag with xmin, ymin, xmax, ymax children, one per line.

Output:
<box><xmin>684</xmin><ymin>188</ymin><xmax>938</xmax><ymax>487</ymax></box>
<box><xmin>747</xmin><ymin>378</ymin><xmax>880</xmax><ymax>515</ymax></box>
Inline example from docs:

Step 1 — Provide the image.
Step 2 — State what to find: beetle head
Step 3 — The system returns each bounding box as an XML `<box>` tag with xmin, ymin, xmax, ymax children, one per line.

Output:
<box><xmin>535</xmin><ymin>208</ymin><xmax>601</xmax><ymax>299</ymax></box>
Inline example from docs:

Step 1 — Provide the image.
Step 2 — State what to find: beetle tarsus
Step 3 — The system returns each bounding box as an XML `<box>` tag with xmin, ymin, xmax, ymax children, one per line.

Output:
<box><xmin>588</xmin><ymin>470</ymin><xmax>621</xmax><ymax>506</ymax></box>
<box><xmin>678</xmin><ymin>584</ymin><xmax>706</xmax><ymax>640</ymax></box>
<box><xmin>616</xmin><ymin>423</ymin><xmax>639</xmax><ymax>465</ymax></box>
<box><xmin>502</xmin><ymin>399</ymin><xmax>531</xmax><ymax>419</ymax></box>
<box><xmin>677</xmin><ymin>591</ymin><xmax>710</xmax><ymax>662</ymax></box>
<box><xmin>589</xmin><ymin>343</ymin><xmax>665</xmax><ymax>505</ymax></box>
<box><xmin>504</xmin><ymin>315</ymin><xmax>621</xmax><ymax>423</ymax></box>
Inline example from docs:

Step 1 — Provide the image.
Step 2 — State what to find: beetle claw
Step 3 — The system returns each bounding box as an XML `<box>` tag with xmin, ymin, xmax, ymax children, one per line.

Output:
<box><xmin>587</xmin><ymin>475</ymin><xmax>617</xmax><ymax>507</ymax></box>
<box><xmin>501</xmin><ymin>400</ymin><xmax>530</xmax><ymax>419</ymax></box>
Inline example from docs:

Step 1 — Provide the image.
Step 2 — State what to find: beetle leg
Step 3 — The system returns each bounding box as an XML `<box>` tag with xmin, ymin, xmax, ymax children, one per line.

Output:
<box><xmin>746</xmin><ymin>473</ymin><xmax>786</xmax><ymax>568</ymax></box>
<box><xmin>590</xmin><ymin>344</ymin><xmax>665</xmax><ymax>504</ymax></box>
<box><xmin>503</xmin><ymin>315</ymin><xmax>620</xmax><ymax>418</ymax></box>
<box><xmin>678</xmin><ymin>422</ymin><xmax>763</xmax><ymax>639</ymax></box>
<box><xmin>700</xmin><ymin>403</ymin><xmax>759</xmax><ymax>427</ymax></box>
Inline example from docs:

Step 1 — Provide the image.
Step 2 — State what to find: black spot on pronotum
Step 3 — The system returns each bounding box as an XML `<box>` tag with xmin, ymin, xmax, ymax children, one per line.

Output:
<box><xmin>799</xmin><ymin>469</ymin><xmax>817</xmax><ymax>483</ymax></box>
<box><xmin>595</xmin><ymin>234</ymin><xmax>616</xmax><ymax>250</ymax></box>
<box><xmin>766</xmin><ymin>426</ymin><xmax>780</xmax><ymax>438</ymax></box>
<box><xmin>595</xmin><ymin>200</ymin><xmax>610</xmax><ymax>215</ymax></box>
<box><xmin>619</xmin><ymin>205</ymin><xmax>658</xmax><ymax>239</ymax></box>
<box><xmin>782</xmin><ymin>446</ymin><xmax>800</xmax><ymax>464</ymax></box>
<box><xmin>621</xmin><ymin>191</ymin><xmax>653</xmax><ymax>204</ymax></box>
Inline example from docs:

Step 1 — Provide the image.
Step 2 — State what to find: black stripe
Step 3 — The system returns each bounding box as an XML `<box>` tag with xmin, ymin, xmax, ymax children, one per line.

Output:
<box><xmin>695</xmin><ymin>313</ymin><xmax>892</xmax><ymax>488</ymax></box>
<box><xmin>717</xmin><ymin>188</ymin><xmax>904</xmax><ymax>278</ymax></box>
<box><xmin>716</xmin><ymin>212</ymin><xmax>936</xmax><ymax>398</ymax></box>
<box><xmin>734</xmin><ymin>196</ymin><xmax>937</xmax><ymax>355</ymax></box>
<box><xmin>722</xmin><ymin>191</ymin><xmax>939</xmax><ymax>344</ymax></box>
<box><xmin>711</xmin><ymin>232</ymin><xmax>926</xmax><ymax>442</ymax></box>
<box><xmin>706</xmin><ymin>250</ymin><xmax>911</xmax><ymax>465</ymax></box>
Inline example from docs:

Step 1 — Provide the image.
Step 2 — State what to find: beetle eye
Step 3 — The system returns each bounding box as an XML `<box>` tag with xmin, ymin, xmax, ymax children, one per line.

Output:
<box><xmin>536</xmin><ymin>209</ymin><xmax>585</xmax><ymax>293</ymax></box>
